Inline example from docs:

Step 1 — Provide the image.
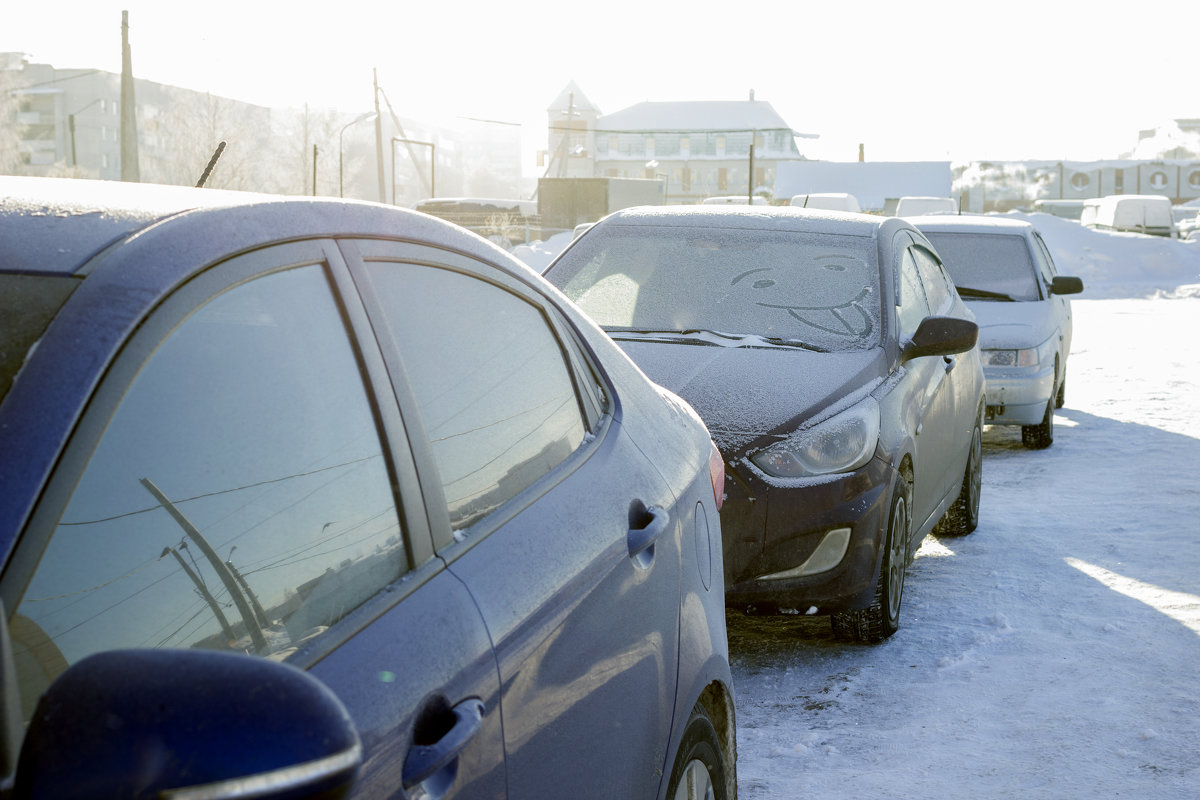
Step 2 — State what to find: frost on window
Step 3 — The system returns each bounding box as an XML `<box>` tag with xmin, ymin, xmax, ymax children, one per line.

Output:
<box><xmin>554</xmin><ymin>226</ymin><xmax>881</xmax><ymax>351</ymax></box>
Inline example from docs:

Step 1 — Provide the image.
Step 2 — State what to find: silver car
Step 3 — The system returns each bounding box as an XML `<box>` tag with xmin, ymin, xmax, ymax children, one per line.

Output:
<box><xmin>911</xmin><ymin>216</ymin><xmax>1084</xmax><ymax>448</ymax></box>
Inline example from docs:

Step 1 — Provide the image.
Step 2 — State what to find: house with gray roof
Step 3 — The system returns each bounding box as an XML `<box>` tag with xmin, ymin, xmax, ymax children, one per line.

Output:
<box><xmin>545</xmin><ymin>83</ymin><xmax>814</xmax><ymax>204</ymax></box>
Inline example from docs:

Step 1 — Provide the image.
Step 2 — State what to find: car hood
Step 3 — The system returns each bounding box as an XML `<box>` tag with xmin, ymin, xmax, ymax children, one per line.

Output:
<box><xmin>965</xmin><ymin>300</ymin><xmax>1057</xmax><ymax>349</ymax></box>
<box><xmin>615</xmin><ymin>339</ymin><xmax>886</xmax><ymax>455</ymax></box>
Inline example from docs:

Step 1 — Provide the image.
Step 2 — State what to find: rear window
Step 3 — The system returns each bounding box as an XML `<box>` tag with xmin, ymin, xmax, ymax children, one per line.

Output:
<box><xmin>923</xmin><ymin>232</ymin><xmax>1041</xmax><ymax>301</ymax></box>
<box><xmin>547</xmin><ymin>225</ymin><xmax>881</xmax><ymax>351</ymax></box>
<box><xmin>0</xmin><ymin>274</ymin><xmax>80</xmax><ymax>404</ymax></box>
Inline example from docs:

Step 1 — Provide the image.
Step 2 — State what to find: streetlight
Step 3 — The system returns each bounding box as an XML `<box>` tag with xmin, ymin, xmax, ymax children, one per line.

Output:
<box><xmin>391</xmin><ymin>137</ymin><xmax>435</xmax><ymax>205</ymax></box>
<box><xmin>338</xmin><ymin>111</ymin><xmax>377</xmax><ymax>198</ymax></box>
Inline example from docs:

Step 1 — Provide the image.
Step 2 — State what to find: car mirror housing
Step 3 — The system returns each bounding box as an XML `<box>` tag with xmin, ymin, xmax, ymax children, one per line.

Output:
<box><xmin>901</xmin><ymin>316</ymin><xmax>979</xmax><ymax>364</ymax></box>
<box><xmin>1051</xmin><ymin>275</ymin><xmax>1084</xmax><ymax>295</ymax></box>
<box><xmin>12</xmin><ymin>648</ymin><xmax>361</xmax><ymax>800</ymax></box>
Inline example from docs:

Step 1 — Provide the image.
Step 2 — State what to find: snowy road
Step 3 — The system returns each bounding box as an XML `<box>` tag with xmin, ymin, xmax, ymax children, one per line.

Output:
<box><xmin>729</xmin><ymin>298</ymin><xmax>1200</xmax><ymax>799</ymax></box>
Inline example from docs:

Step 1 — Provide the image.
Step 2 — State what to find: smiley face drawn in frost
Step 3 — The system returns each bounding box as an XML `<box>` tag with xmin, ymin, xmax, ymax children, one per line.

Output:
<box><xmin>730</xmin><ymin>254</ymin><xmax>874</xmax><ymax>338</ymax></box>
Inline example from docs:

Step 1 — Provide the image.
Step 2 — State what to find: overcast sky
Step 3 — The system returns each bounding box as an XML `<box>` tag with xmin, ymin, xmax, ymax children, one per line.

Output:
<box><xmin>5</xmin><ymin>1</ymin><xmax>1194</xmax><ymax>165</ymax></box>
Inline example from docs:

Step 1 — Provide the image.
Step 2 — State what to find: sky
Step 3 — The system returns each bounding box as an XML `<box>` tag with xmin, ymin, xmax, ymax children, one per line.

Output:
<box><xmin>5</xmin><ymin>1</ymin><xmax>1197</xmax><ymax>168</ymax></box>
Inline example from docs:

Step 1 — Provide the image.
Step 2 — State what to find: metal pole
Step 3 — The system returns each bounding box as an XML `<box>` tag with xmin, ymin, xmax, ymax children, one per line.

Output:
<box><xmin>312</xmin><ymin>144</ymin><xmax>318</xmax><ymax>196</ymax></box>
<box><xmin>162</xmin><ymin>546</ymin><xmax>237</xmax><ymax>644</ymax></box>
<box><xmin>373</xmin><ymin>68</ymin><xmax>386</xmax><ymax>203</ymax></box>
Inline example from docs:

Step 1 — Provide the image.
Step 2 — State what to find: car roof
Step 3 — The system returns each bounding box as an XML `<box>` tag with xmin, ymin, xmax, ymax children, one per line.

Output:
<box><xmin>906</xmin><ymin>214</ymin><xmax>1035</xmax><ymax>235</ymax></box>
<box><xmin>597</xmin><ymin>204</ymin><xmax>896</xmax><ymax>239</ymax></box>
<box><xmin>0</xmin><ymin>176</ymin><xmax>521</xmax><ymax>279</ymax></box>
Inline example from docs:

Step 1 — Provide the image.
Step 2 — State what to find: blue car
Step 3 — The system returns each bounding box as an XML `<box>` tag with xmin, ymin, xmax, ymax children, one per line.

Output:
<box><xmin>0</xmin><ymin>177</ymin><xmax>734</xmax><ymax>799</ymax></box>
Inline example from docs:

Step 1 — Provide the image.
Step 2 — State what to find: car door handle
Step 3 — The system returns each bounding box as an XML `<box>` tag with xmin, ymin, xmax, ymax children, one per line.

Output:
<box><xmin>627</xmin><ymin>505</ymin><xmax>670</xmax><ymax>559</ymax></box>
<box><xmin>402</xmin><ymin>698</ymin><xmax>485</xmax><ymax>790</ymax></box>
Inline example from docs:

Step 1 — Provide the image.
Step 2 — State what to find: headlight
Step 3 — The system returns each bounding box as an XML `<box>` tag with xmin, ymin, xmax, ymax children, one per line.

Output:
<box><xmin>750</xmin><ymin>397</ymin><xmax>880</xmax><ymax>478</ymax></box>
<box><xmin>982</xmin><ymin>335</ymin><xmax>1054</xmax><ymax>368</ymax></box>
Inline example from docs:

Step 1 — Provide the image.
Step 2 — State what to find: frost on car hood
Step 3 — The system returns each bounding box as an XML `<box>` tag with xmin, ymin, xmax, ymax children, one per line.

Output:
<box><xmin>616</xmin><ymin>340</ymin><xmax>885</xmax><ymax>454</ymax></box>
<box><xmin>966</xmin><ymin>299</ymin><xmax>1059</xmax><ymax>349</ymax></box>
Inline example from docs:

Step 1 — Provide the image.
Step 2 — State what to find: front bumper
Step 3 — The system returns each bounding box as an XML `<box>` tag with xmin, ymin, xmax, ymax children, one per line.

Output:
<box><xmin>721</xmin><ymin>455</ymin><xmax>895</xmax><ymax>614</ymax></box>
<box><xmin>982</xmin><ymin>363</ymin><xmax>1054</xmax><ymax>426</ymax></box>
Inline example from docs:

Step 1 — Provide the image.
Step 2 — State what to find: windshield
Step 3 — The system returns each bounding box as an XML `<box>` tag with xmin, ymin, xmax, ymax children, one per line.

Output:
<box><xmin>923</xmin><ymin>232</ymin><xmax>1042</xmax><ymax>301</ymax></box>
<box><xmin>548</xmin><ymin>225</ymin><xmax>881</xmax><ymax>352</ymax></box>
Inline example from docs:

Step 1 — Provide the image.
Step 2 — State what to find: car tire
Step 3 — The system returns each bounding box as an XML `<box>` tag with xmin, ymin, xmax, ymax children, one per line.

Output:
<box><xmin>1021</xmin><ymin>398</ymin><xmax>1054</xmax><ymax>449</ymax></box>
<box><xmin>1055</xmin><ymin>376</ymin><xmax>1066</xmax><ymax>409</ymax></box>
<box><xmin>666</xmin><ymin>704</ymin><xmax>729</xmax><ymax>800</ymax></box>
<box><xmin>831</xmin><ymin>474</ymin><xmax>909</xmax><ymax>643</ymax></box>
<box><xmin>936</xmin><ymin>414</ymin><xmax>982</xmax><ymax>535</ymax></box>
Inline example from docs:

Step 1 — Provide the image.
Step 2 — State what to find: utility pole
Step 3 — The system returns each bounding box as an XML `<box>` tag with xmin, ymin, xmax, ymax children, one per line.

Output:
<box><xmin>373</xmin><ymin>69</ymin><xmax>386</xmax><ymax>203</ymax></box>
<box><xmin>141</xmin><ymin>477</ymin><xmax>267</xmax><ymax>652</ymax></box>
<box><xmin>312</xmin><ymin>144</ymin><xmax>318</xmax><ymax>196</ymax></box>
<box><xmin>119</xmin><ymin>10</ymin><xmax>140</xmax><ymax>182</ymax></box>
<box><xmin>748</xmin><ymin>137</ymin><xmax>755</xmax><ymax>204</ymax></box>
<box><xmin>162</xmin><ymin>545</ymin><xmax>237</xmax><ymax>644</ymax></box>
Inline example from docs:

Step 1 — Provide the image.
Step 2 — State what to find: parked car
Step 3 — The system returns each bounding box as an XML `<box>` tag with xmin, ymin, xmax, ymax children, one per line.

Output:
<box><xmin>911</xmin><ymin>215</ymin><xmax>1084</xmax><ymax>448</ymax></box>
<box><xmin>702</xmin><ymin>195</ymin><xmax>768</xmax><ymax>205</ymax></box>
<box><xmin>895</xmin><ymin>196</ymin><xmax>958</xmax><ymax>216</ymax></box>
<box><xmin>543</xmin><ymin>206</ymin><xmax>985</xmax><ymax>642</ymax></box>
<box><xmin>1082</xmin><ymin>194</ymin><xmax>1175</xmax><ymax>237</ymax></box>
<box><xmin>789</xmin><ymin>193</ymin><xmax>861</xmax><ymax>212</ymax></box>
<box><xmin>0</xmin><ymin>177</ymin><xmax>735</xmax><ymax>799</ymax></box>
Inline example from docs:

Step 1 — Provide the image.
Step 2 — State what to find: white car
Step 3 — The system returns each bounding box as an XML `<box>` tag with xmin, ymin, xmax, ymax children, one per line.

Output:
<box><xmin>910</xmin><ymin>216</ymin><xmax>1083</xmax><ymax>448</ymax></box>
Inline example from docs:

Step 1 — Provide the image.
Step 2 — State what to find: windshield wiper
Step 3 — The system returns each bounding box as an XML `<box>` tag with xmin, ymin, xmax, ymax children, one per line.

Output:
<box><xmin>955</xmin><ymin>286</ymin><xmax>1018</xmax><ymax>301</ymax></box>
<box><xmin>606</xmin><ymin>327</ymin><xmax>827</xmax><ymax>351</ymax></box>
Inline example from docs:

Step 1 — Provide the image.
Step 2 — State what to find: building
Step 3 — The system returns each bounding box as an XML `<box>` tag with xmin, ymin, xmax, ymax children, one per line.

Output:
<box><xmin>544</xmin><ymin>82</ymin><xmax>814</xmax><ymax>205</ymax></box>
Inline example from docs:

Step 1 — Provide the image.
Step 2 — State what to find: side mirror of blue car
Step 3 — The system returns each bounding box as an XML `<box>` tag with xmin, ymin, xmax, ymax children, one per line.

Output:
<box><xmin>11</xmin><ymin>647</ymin><xmax>361</xmax><ymax>800</ymax></box>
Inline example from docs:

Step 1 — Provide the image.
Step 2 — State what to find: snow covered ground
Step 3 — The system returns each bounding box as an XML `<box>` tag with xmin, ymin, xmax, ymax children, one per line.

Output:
<box><xmin>520</xmin><ymin>211</ymin><xmax>1200</xmax><ymax>799</ymax></box>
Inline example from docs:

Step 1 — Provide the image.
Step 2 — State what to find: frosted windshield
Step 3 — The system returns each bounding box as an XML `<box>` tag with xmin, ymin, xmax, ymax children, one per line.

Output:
<box><xmin>554</xmin><ymin>226</ymin><xmax>881</xmax><ymax>351</ymax></box>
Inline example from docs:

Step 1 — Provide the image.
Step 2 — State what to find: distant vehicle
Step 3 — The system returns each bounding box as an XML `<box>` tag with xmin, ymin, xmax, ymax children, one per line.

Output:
<box><xmin>1082</xmin><ymin>194</ymin><xmax>1175</xmax><ymax>237</ymax></box>
<box><xmin>1033</xmin><ymin>198</ymin><xmax>1086</xmax><ymax>220</ymax></box>
<box><xmin>411</xmin><ymin>196</ymin><xmax>538</xmax><ymax>245</ymax></box>
<box><xmin>0</xmin><ymin>177</ymin><xmax>735</xmax><ymax>800</ymax></box>
<box><xmin>912</xmin><ymin>215</ymin><xmax>1084</xmax><ymax>448</ymax></box>
<box><xmin>545</xmin><ymin>206</ymin><xmax>985</xmax><ymax>643</ymax></box>
<box><xmin>789</xmin><ymin>192</ymin><xmax>861</xmax><ymax>212</ymax></box>
<box><xmin>702</xmin><ymin>195</ymin><xmax>768</xmax><ymax>205</ymax></box>
<box><xmin>896</xmin><ymin>196</ymin><xmax>959</xmax><ymax>216</ymax></box>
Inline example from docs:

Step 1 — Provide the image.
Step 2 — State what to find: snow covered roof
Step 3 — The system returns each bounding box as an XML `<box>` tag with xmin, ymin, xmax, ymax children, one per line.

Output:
<box><xmin>596</xmin><ymin>99</ymin><xmax>797</xmax><ymax>133</ymax></box>
<box><xmin>547</xmin><ymin>81</ymin><xmax>600</xmax><ymax>115</ymax></box>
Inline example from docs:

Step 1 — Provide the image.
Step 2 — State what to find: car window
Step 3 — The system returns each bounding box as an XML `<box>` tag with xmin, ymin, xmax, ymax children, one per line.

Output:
<box><xmin>896</xmin><ymin>248</ymin><xmax>930</xmax><ymax>341</ymax></box>
<box><xmin>548</xmin><ymin>225</ymin><xmax>882</xmax><ymax>350</ymax></box>
<box><xmin>922</xmin><ymin>231</ymin><xmax>1041</xmax><ymax>301</ymax></box>
<box><xmin>10</xmin><ymin>264</ymin><xmax>406</xmax><ymax>717</ymax></box>
<box><xmin>1032</xmin><ymin>232</ymin><xmax>1058</xmax><ymax>281</ymax></box>
<box><xmin>912</xmin><ymin>246</ymin><xmax>953</xmax><ymax>314</ymax></box>
<box><xmin>362</xmin><ymin>262</ymin><xmax>587</xmax><ymax>533</ymax></box>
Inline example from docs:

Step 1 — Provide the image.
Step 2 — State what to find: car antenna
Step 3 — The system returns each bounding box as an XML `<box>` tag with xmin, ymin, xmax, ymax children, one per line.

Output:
<box><xmin>195</xmin><ymin>141</ymin><xmax>227</xmax><ymax>188</ymax></box>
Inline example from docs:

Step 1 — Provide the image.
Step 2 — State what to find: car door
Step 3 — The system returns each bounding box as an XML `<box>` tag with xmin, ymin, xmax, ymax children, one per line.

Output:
<box><xmin>346</xmin><ymin>240</ymin><xmax>685</xmax><ymax>798</ymax></box>
<box><xmin>0</xmin><ymin>241</ymin><xmax>505</xmax><ymax>798</ymax></box>
<box><xmin>893</xmin><ymin>239</ymin><xmax>957</xmax><ymax>535</ymax></box>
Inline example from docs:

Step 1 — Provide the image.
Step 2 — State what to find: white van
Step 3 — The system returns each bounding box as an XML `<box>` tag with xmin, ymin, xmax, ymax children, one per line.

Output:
<box><xmin>1083</xmin><ymin>195</ymin><xmax>1175</xmax><ymax>237</ymax></box>
<box><xmin>789</xmin><ymin>193</ymin><xmax>861</xmax><ymax>212</ymax></box>
<box><xmin>895</xmin><ymin>196</ymin><xmax>958</xmax><ymax>216</ymax></box>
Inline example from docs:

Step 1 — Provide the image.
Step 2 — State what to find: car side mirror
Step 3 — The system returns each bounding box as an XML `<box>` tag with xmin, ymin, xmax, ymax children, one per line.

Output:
<box><xmin>901</xmin><ymin>316</ymin><xmax>979</xmax><ymax>364</ymax></box>
<box><xmin>11</xmin><ymin>648</ymin><xmax>361</xmax><ymax>800</ymax></box>
<box><xmin>1051</xmin><ymin>276</ymin><xmax>1084</xmax><ymax>295</ymax></box>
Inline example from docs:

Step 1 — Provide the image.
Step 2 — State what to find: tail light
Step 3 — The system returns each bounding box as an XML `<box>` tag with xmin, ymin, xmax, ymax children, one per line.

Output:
<box><xmin>708</xmin><ymin>440</ymin><xmax>725</xmax><ymax>511</ymax></box>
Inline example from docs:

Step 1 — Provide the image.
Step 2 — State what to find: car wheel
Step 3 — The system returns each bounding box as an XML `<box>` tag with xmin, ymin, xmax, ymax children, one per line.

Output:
<box><xmin>667</xmin><ymin>705</ymin><xmax>729</xmax><ymax>800</ymax></box>
<box><xmin>1021</xmin><ymin>398</ymin><xmax>1055</xmax><ymax>449</ymax></box>
<box><xmin>831</xmin><ymin>475</ymin><xmax>909</xmax><ymax>643</ymax></box>
<box><xmin>936</xmin><ymin>415</ymin><xmax>982</xmax><ymax>535</ymax></box>
<box><xmin>1055</xmin><ymin>376</ymin><xmax>1066</xmax><ymax>409</ymax></box>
